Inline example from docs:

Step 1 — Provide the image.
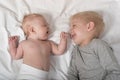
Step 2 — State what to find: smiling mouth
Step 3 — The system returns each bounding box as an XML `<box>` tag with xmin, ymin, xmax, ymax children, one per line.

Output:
<box><xmin>71</xmin><ymin>34</ymin><xmax>75</xmax><ymax>39</ymax></box>
<box><xmin>69</xmin><ymin>34</ymin><xmax>72</xmax><ymax>39</ymax></box>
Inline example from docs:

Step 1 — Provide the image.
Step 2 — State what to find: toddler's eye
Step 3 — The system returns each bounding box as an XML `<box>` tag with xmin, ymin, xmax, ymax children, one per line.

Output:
<box><xmin>44</xmin><ymin>25</ymin><xmax>47</xmax><ymax>27</ymax></box>
<box><xmin>44</xmin><ymin>23</ymin><xmax>49</xmax><ymax>27</ymax></box>
<box><xmin>72</xmin><ymin>25</ymin><xmax>76</xmax><ymax>28</ymax></box>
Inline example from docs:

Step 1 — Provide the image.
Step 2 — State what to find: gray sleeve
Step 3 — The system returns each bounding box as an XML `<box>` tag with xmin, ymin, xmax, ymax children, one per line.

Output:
<box><xmin>96</xmin><ymin>41</ymin><xmax>120</xmax><ymax>80</ymax></box>
<box><xmin>67</xmin><ymin>49</ymin><xmax>79</xmax><ymax>80</ymax></box>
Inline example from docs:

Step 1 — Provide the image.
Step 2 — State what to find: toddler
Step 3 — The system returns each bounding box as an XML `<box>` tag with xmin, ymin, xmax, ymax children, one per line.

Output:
<box><xmin>67</xmin><ymin>11</ymin><xmax>120</xmax><ymax>80</ymax></box>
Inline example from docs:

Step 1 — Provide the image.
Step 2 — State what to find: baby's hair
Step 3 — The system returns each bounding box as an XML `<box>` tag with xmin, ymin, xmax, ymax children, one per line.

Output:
<box><xmin>22</xmin><ymin>13</ymin><xmax>44</xmax><ymax>37</ymax></box>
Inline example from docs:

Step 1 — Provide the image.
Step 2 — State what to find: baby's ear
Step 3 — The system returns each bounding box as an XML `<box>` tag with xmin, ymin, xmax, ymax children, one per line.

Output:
<box><xmin>86</xmin><ymin>21</ymin><xmax>95</xmax><ymax>31</ymax></box>
<box><xmin>28</xmin><ymin>26</ymin><xmax>35</xmax><ymax>33</ymax></box>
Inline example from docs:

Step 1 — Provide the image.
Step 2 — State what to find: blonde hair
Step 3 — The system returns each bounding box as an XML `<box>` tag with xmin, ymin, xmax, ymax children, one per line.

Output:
<box><xmin>22</xmin><ymin>13</ymin><xmax>44</xmax><ymax>37</ymax></box>
<box><xmin>70</xmin><ymin>11</ymin><xmax>105</xmax><ymax>37</ymax></box>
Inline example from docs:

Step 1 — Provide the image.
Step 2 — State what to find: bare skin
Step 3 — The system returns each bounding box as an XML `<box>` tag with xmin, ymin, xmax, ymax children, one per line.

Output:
<box><xmin>9</xmin><ymin>14</ymin><xmax>68</xmax><ymax>71</ymax></box>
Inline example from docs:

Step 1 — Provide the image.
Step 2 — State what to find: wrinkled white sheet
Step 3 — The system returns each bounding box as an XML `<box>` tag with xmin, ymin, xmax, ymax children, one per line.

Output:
<box><xmin>0</xmin><ymin>0</ymin><xmax>120</xmax><ymax>80</ymax></box>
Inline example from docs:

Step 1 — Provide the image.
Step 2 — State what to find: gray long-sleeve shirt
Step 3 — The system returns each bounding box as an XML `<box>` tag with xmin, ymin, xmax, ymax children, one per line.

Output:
<box><xmin>67</xmin><ymin>39</ymin><xmax>120</xmax><ymax>80</ymax></box>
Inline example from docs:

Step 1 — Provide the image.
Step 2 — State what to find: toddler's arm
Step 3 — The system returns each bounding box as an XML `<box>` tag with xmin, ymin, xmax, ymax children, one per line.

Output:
<box><xmin>50</xmin><ymin>32</ymin><xmax>68</xmax><ymax>55</ymax></box>
<box><xmin>9</xmin><ymin>36</ymin><xmax>23</xmax><ymax>59</ymax></box>
<box><xmin>97</xmin><ymin>40</ymin><xmax>120</xmax><ymax>80</ymax></box>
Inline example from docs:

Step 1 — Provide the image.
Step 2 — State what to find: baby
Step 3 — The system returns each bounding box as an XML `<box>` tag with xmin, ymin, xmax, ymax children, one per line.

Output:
<box><xmin>67</xmin><ymin>11</ymin><xmax>120</xmax><ymax>80</ymax></box>
<box><xmin>9</xmin><ymin>13</ymin><xmax>68</xmax><ymax>80</ymax></box>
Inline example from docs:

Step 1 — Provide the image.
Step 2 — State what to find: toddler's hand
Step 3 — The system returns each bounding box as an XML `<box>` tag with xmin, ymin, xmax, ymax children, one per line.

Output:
<box><xmin>9</xmin><ymin>36</ymin><xmax>19</xmax><ymax>48</ymax></box>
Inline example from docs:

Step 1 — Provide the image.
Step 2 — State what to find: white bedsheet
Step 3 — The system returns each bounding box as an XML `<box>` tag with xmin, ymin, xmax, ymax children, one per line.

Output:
<box><xmin>0</xmin><ymin>0</ymin><xmax>120</xmax><ymax>80</ymax></box>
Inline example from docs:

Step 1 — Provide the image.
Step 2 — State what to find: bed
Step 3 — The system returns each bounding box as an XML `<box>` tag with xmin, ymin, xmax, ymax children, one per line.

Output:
<box><xmin>0</xmin><ymin>0</ymin><xmax>120</xmax><ymax>80</ymax></box>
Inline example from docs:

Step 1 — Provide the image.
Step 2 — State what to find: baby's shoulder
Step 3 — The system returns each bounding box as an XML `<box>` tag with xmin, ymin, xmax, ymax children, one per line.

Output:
<box><xmin>19</xmin><ymin>40</ymin><xmax>30</xmax><ymax>46</ymax></box>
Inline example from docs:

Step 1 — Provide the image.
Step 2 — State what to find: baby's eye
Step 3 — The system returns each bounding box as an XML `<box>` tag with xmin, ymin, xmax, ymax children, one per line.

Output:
<box><xmin>44</xmin><ymin>23</ymin><xmax>49</xmax><ymax>27</ymax></box>
<box><xmin>44</xmin><ymin>25</ymin><xmax>47</xmax><ymax>27</ymax></box>
<box><xmin>43</xmin><ymin>24</ymin><xmax>47</xmax><ymax>27</ymax></box>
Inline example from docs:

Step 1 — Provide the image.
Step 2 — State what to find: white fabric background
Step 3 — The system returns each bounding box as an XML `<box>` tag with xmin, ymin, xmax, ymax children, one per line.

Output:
<box><xmin>0</xmin><ymin>0</ymin><xmax>120</xmax><ymax>80</ymax></box>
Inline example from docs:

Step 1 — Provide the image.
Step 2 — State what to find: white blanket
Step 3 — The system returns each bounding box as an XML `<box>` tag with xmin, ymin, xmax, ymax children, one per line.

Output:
<box><xmin>0</xmin><ymin>0</ymin><xmax>120</xmax><ymax>80</ymax></box>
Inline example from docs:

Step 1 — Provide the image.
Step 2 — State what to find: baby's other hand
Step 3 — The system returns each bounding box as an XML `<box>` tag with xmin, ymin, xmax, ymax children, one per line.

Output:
<box><xmin>60</xmin><ymin>32</ymin><xmax>69</xmax><ymax>40</ymax></box>
<box><xmin>9</xmin><ymin>36</ymin><xmax>19</xmax><ymax>47</ymax></box>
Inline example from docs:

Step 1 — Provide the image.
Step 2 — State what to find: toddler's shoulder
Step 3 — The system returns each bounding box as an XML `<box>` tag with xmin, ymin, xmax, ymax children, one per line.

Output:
<box><xmin>93</xmin><ymin>39</ymin><xmax>111</xmax><ymax>48</ymax></box>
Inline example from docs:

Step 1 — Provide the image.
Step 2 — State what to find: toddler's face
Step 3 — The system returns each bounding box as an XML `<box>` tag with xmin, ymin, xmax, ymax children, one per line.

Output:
<box><xmin>69</xmin><ymin>18</ymin><xmax>88</xmax><ymax>45</ymax></box>
<box><xmin>34</xmin><ymin>17</ymin><xmax>50</xmax><ymax>40</ymax></box>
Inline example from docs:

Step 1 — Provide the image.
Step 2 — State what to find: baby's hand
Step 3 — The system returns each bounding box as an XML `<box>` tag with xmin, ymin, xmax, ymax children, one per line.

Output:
<box><xmin>60</xmin><ymin>32</ymin><xmax>69</xmax><ymax>40</ymax></box>
<box><xmin>9</xmin><ymin>36</ymin><xmax>19</xmax><ymax>48</ymax></box>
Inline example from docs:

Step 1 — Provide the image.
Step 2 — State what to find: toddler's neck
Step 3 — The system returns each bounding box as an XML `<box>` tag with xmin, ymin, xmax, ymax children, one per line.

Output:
<box><xmin>80</xmin><ymin>37</ymin><xmax>96</xmax><ymax>47</ymax></box>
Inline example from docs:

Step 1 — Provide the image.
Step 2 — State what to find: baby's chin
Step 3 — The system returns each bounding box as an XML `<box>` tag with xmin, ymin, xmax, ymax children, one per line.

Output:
<box><xmin>39</xmin><ymin>37</ymin><xmax>48</xmax><ymax>41</ymax></box>
<box><xmin>39</xmin><ymin>39</ymin><xmax>48</xmax><ymax>41</ymax></box>
<box><xmin>42</xmin><ymin>38</ymin><xmax>48</xmax><ymax>41</ymax></box>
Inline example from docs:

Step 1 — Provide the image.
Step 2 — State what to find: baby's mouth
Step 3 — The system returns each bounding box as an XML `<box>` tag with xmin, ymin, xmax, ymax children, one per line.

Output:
<box><xmin>46</xmin><ymin>31</ymin><xmax>49</xmax><ymax>34</ymax></box>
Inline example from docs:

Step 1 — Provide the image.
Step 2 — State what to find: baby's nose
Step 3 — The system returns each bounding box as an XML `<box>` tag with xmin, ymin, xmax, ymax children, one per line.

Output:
<box><xmin>47</xmin><ymin>26</ymin><xmax>49</xmax><ymax>29</ymax></box>
<box><xmin>47</xmin><ymin>27</ymin><xmax>50</xmax><ymax>31</ymax></box>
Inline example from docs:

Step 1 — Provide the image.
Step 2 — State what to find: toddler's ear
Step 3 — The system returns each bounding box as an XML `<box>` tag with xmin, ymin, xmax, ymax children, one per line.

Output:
<box><xmin>87</xmin><ymin>21</ymin><xmax>95</xmax><ymax>31</ymax></box>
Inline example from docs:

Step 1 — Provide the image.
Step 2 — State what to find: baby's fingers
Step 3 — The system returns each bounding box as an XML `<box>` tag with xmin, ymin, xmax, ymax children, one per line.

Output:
<box><xmin>9</xmin><ymin>36</ymin><xmax>19</xmax><ymax>40</ymax></box>
<box><xmin>8</xmin><ymin>36</ymin><xmax>19</xmax><ymax>44</ymax></box>
<box><xmin>60</xmin><ymin>32</ymin><xmax>68</xmax><ymax>39</ymax></box>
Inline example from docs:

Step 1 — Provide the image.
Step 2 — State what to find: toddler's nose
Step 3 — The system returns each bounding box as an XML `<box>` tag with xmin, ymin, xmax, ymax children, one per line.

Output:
<box><xmin>67</xmin><ymin>32</ymin><xmax>72</xmax><ymax>39</ymax></box>
<box><xmin>68</xmin><ymin>28</ymin><xmax>73</xmax><ymax>35</ymax></box>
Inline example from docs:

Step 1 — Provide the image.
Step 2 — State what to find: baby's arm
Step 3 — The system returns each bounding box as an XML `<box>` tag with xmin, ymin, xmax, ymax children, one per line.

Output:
<box><xmin>50</xmin><ymin>32</ymin><xmax>68</xmax><ymax>55</ymax></box>
<box><xmin>9</xmin><ymin>36</ymin><xmax>23</xmax><ymax>59</ymax></box>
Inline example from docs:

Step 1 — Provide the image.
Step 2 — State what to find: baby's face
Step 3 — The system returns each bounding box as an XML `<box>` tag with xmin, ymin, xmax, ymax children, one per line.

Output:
<box><xmin>69</xmin><ymin>18</ymin><xmax>88</xmax><ymax>45</ymax></box>
<box><xmin>33</xmin><ymin>17</ymin><xmax>50</xmax><ymax>40</ymax></box>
